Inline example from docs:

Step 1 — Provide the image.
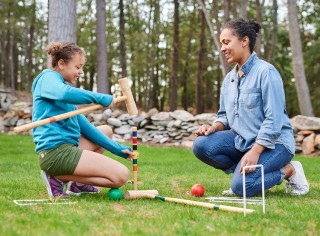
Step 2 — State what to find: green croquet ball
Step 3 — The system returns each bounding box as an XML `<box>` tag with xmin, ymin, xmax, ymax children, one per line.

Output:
<box><xmin>107</xmin><ymin>188</ymin><xmax>123</xmax><ymax>200</ymax></box>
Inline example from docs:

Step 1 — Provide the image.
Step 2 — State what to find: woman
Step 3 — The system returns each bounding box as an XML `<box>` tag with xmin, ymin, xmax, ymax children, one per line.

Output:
<box><xmin>192</xmin><ymin>19</ymin><xmax>309</xmax><ymax>197</ymax></box>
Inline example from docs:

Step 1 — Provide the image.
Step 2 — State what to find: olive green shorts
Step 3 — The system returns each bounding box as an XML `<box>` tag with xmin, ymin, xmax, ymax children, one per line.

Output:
<box><xmin>38</xmin><ymin>143</ymin><xmax>83</xmax><ymax>176</ymax></box>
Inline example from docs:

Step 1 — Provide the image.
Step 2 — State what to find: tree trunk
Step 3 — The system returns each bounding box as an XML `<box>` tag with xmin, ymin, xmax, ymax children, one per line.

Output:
<box><xmin>143</xmin><ymin>1</ymin><xmax>153</xmax><ymax>110</ymax></box>
<box><xmin>96</xmin><ymin>0</ymin><xmax>109</xmax><ymax>93</ymax></box>
<box><xmin>198</xmin><ymin>0</ymin><xmax>229</xmax><ymax>77</ymax></box>
<box><xmin>255</xmin><ymin>0</ymin><xmax>264</xmax><ymax>57</ymax></box>
<box><xmin>119</xmin><ymin>0</ymin><xmax>127</xmax><ymax>78</ymax></box>
<box><xmin>241</xmin><ymin>0</ymin><xmax>248</xmax><ymax>19</ymax></box>
<box><xmin>196</xmin><ymin>10</ymin><xmax>205</xmax><ymax>114</ymax></box>
<box><xmin>287</xmin><ymin>0</ymin><xmax>314</xmax><ymax>116</ymax></box>
<box><xmin>26</xmin><ymin>0</ymin><xmax>36</xmax><ymax>91</ymax></box>
<box><xmin>267</xmin><ymin>0</ymin><xmax>278</xmax><ymax>63</ymax></box>
<box><xmin>150</xmin><ymin>1</ymin><xmax>160</xmax><ymax>110</ymax></box>
<box><xmin>169</xmin><ymin>0</ymin><xmax>179</xmax><ymax>111</ymax></box>
<box><xmin>48</xmin><ymin>0</ymin><xmax>76</xmax><ymax>42</ymax></box>
<box><xmin>223</xmin><ymin>0</ymin><xmax>231</xmax><ymax>22</ymax></box>
<box><xmin>48</xmin><ymin>0</ymin><xmax>77</xmax><ymax>68</ymax></box>
<box><xmin>181</xmin><ymin>27</ymin><xmax>193</xmax><ymax>111</ymax></box>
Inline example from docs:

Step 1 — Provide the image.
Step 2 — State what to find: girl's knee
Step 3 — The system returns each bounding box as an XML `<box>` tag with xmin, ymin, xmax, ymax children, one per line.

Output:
<box><xmin>97</xmin><ymin>125</ymin><xmax>113</xmax><ymax>138</ymax></box>
<box><xmin>112</xmin><ymin>167</ymin><xmax>130</xmax><ymax>188</ymax></box>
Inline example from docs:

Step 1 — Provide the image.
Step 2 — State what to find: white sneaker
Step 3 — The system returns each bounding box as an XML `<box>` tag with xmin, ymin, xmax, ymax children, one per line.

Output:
<box><xmin>222</xmin><ymin>187</ymin><xmax>235</xmax><ymax>195</ymax></box>
<box><xmin>286</xmin><ymin>161</ymin><xmax>309</xmax><ymax>195</ymax></box>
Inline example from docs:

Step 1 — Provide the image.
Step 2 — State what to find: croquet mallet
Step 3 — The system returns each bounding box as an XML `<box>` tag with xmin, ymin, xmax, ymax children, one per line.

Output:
<box><xmin>124</xmin><ymin>190</ymin><xmax>255</xmax><ymax>214</ymax></box>
<box><xmin>14</xmin><ymin>77</ymin><xmax>138</xmax><ymax>133</ymax></box>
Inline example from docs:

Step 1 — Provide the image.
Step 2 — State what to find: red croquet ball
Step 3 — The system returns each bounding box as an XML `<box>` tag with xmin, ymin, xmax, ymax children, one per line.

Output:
<box><xmin>191</xmin><ymin>184</ymin><xmax>205</xmax><ymax>197</ymax></box>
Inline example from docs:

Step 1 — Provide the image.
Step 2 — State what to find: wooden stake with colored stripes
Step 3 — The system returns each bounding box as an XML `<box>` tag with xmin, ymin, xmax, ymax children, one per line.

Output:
<box><xmin>132</xmin><ymin>127</ymin><xmax>139</xmax><ymax>190</ymax></box>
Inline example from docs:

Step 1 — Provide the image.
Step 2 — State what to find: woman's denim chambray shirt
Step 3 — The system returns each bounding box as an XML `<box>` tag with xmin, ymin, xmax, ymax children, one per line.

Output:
<box><xmin>214</xmin><ymin>52</ymin><xmax>295</xmax><ymax>154</ymax></box>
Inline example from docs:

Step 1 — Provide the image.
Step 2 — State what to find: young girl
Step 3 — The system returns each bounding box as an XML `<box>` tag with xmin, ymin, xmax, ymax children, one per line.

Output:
<box><xmin>193</xmin><ymin>19</ymin><xmax>309</xmax><ymax>197</ymax></box>
<box><xmin>32</xmin><ymin>41</ymin><xmax>134</xmax><ymax>198</ymax></box>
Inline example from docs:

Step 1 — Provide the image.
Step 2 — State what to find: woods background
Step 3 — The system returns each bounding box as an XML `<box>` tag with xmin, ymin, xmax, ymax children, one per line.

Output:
<box><xmin>0</xmin><ymin>0</ymin><xmax>319</xmax><ymax>116</ymax></box>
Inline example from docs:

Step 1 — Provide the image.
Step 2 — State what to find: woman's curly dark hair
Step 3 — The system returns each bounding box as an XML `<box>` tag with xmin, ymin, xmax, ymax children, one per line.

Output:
<box><xmin>223</xmin><ymin>18</ymin><xmax>261</xmax><ymax>53</ymax></box>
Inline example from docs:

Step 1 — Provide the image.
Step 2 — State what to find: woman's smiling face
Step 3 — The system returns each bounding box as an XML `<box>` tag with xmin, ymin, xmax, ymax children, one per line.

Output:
<box><xmin>220</xmin><ymin>28</ymin><xmax>249</xmax><ymax>67</ymax></box>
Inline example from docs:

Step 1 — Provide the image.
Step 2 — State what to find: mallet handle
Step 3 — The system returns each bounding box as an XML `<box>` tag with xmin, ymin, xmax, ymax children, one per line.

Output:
<box><xmin>14</xmin><ymin>96</ymin><xmax>127</xmax><ymax>133</ymax></box>
<box><xmin>145</xmin><ymin>194</ymin><xmax>255</xmax><ymax>214</ymax></box>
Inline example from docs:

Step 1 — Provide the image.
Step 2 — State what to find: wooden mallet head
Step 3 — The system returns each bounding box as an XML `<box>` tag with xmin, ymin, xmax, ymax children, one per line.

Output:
<box><xmin>115</xmin><ymin>78</ymin><xmax>138</xmax><ymax>116</ymax></box>
<box><xmin>124</xmin><ymin>190</ymin><xmax>159</xmax><ymax>200</ymax></box>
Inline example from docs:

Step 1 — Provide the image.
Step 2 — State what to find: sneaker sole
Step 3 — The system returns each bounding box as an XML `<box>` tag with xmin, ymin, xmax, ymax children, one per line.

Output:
<box><xmin>66</xmin><ymin>190</ymin><xmax>100</xmax><ymax>196</ymax></box>
<box><xmin>41</xmin><ymin>170</ymin><xmax>54</xmax><ymax>198</ymax></box>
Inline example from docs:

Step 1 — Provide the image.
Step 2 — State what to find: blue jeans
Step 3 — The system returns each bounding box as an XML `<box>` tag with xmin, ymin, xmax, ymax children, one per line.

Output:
<box><xmin>192</xmin><ymin>130</ymin><xmax>294</xmax><ymax>197</ymax></box>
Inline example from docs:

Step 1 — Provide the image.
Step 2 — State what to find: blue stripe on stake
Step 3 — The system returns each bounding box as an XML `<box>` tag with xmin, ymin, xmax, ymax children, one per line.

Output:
<box><xmin>132</xmin><ymin>131</ymin><xmax>137</xmax><ymax>136</ymax></box>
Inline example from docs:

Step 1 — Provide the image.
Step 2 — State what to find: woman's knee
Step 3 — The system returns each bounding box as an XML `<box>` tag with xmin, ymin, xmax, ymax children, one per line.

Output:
<box><xmin>231</xmin><ymin>175</ymin><xmax>258</xmax><ymax>197</ymax></box>
<box><xmin>192</xmin><ymin>137</ymin><xmax>209</xmax><ymax>158</ymax></box>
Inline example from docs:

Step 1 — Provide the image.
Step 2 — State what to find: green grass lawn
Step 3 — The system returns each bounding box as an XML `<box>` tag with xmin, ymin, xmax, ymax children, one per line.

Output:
<box><xmin>0</xmin><ymin>134</ymin><xmax>319</xmax><ymax>236</ymax></box>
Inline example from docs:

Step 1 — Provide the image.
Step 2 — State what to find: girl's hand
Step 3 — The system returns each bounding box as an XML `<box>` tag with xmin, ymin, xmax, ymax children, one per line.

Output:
<box><xmin>122</xmin><ymin>149</ymin><xmax>134</xmax><ymax>162</ymax></box>
<box><xmin>107</xmin><ymin>96</ymin><xmax>116</xmax><ymax>109</ymax></box>
<box><xmin>195</xmin><ymin>124</ymin><xmax>216</xmax><ymax>136</ymax></box>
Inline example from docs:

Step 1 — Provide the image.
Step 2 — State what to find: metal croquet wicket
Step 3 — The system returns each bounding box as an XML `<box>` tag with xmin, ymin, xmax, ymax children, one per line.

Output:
<box><xmin>243</xmin><ymin>164</ymin><xmax>266</xmax><ymax>216</ymax></box>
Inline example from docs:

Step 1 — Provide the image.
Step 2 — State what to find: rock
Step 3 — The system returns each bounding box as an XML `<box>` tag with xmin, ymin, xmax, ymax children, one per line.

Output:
<box><xmin>146</xmin><ymin>108</ymin><xmax>159</xmax><ymax>118</ymax></box>
<box><xmin>187</xmin><ymin>126</ymin><xmax>198</xmax><ymax>132</ymax></box>
<box><xmin>173</xmin><ymin>120</ymin><xmax>182</xmax><ymax>127</ymax></box>
<box><xmin>151</xmin><ymin>112</ymin><xmax>171</xmax><ymax>121</ymax></box>
<box><xmin>16</xmin><ymin>119</ymin><xmax>26</xmax><ymax>127</ymax></box>
<box><xmin>315</xmin><ymin>134</ymin><xmax>320</xmax><ymax>149</ymax></box>
<box><xmin>111</xmin><ymin>109</ymin><xmax>123</xmax><ymax>118</ymax></box>
<box><xmin>169</xmin><ymin>110</ymin><xmax>194</xmax><ymax>121</ymax></box>
<box><xmin>114</xmin><ymin>125</ymin><xmax>131</xmax><ymax>135</ymax></box>
<box><xmin>291</xmin><ymin>115</ymin><xmax>320</xmax><ymax>130</ymax></box>
<box><xmin>298</xmin><ymin>130</ymin><xmax>314</xmax><ymax>136</ymax></box>
<box><xmin>0</xmin><ymin>95</ymin><xmax>12</xmax><ymax>111</ymax></box>
<box><xmin>140</xmin><ymin>119</ymin><xmax>149</xmax><ymax>127</ymax></box>
<box><xmin>107</xmin><ymin>118</ymin><xmax>122</xmax><ymax>127</ymax></box>
<box><xmin>10</xmin><ymin>102</ymin><xmax>30</xmax><ymax>111</ymax></box>
<box><xmin>302</xmin><ymin>133</ymin><xmax>315</xmax><ymax>155</ymax></box>
<box><xmin>294</xmin><ymin>134</ymin><xmax>305</xmax><ymax>143</ymax></box>
<box><xmin>145</xmin><ymin>125</ymin><xmax>159</xmax><ymax>130</ymax></box>
<box><xmin>118</xmin><ymin>114</ymin><xmax>131</xmax><ymax>121</ymax></box>
<box><xmin>102</xmin><ymin>109</ymin><xmax>113</xmax><ymax>119</ymax></box>
<box><xmin>160</xmin><ymin>137</ymin><xmax>170</xmax><ymax>143</ymax></box>
<box><xmin>181</xmin><ymin>140</ymin><xmax>194</xmax><ymax>148</ymax></box>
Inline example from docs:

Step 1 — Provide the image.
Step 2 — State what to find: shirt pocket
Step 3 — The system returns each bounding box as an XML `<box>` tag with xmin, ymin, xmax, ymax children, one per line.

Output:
<box><xmin>239</xmin><ymin>88</ymin><xmax>262</xmax><ymax>109</ymax></box>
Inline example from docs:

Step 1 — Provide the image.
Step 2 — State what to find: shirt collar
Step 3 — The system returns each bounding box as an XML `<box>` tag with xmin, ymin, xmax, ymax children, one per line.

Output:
<box><xmin>233</xmin><ymin>51</ymin><xmax>258</xmax><ymax>76</ymax></box>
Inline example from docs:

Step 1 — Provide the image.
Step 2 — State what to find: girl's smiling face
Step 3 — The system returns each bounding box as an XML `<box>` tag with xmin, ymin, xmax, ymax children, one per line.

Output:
<box><xmin>57</xmin><ymin>53</ymin><xmax>85</xmax><ymax>84</ymax></box>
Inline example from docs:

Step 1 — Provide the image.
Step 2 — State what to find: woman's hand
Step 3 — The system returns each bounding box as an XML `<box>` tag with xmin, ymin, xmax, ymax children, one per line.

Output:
<box><xmin>240</xmin><ymin>144</ymin><xmax>265</xmax><ymax>174</ymax></box>
<box><xmin>122</xmin><ymin>149</ymin><xmax>134</xmax><ymax>162</ymax></box>
<box><xmin>195</xmin><ymin>124</ymin><xmax>216</xmax><ymax>137</ymax></box>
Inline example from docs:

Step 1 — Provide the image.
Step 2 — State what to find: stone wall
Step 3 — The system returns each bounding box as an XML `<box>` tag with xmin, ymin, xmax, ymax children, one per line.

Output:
<box><xmin>1</xmin><ymin>93</ymin><xmax>319</xmax><ymax>156</ymax></box>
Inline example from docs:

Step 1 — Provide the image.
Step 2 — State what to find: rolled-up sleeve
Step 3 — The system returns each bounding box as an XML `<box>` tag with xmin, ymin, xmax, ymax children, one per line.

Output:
<box><xmin>214</xmin><ymin>81</ymin><xmax>230</xmax><ymax>129</ymax></box>
<box><xmin>256</xmin><ymin>68</ymin><xmax>284</xmax><ymax>149</ymax></box>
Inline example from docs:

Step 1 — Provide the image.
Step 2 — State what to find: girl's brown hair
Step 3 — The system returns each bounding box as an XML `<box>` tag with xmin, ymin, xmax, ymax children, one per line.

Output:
<box><xmin>46</xmin><ymin>41</ymin><xmax>85</xmax><ymax>68</ymax></box>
